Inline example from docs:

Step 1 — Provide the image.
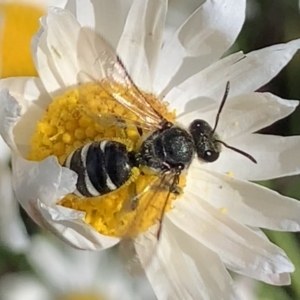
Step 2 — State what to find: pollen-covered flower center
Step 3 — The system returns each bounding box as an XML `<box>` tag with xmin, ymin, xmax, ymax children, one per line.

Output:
<box><xmin>28</xmin><ymin>82</ymin><xmax>185</xmax><ymax>237</ymax></box>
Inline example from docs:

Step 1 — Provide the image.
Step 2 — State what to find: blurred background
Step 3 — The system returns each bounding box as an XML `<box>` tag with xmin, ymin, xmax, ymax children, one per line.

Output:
<box><xmin>0</xmin><ymin>0</ymin><xmax>299</xmax><ymax>299</ymax></box>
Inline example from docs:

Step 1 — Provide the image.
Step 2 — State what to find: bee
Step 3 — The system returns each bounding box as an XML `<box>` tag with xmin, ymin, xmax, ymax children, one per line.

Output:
<box><xmin>64</xmin><ymin>28</ymin><xmax>257</xmax><ymax>272</ymax></box>
<box><xmin>64</xmin><ymin>140</ymin><xmax>136</xmax><ymax>198</ymax></box>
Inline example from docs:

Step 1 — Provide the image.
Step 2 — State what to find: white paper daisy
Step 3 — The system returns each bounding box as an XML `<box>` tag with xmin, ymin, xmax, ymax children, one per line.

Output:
<box><xmin>0</xmin><ymin>0</ymin><xmax>69</xmax><ymax>252</ymax></box>
<box><xmin>0</xmin><ymin>235</ymin><xmax>155</xmax><ymax>300</ymax></box>
<box><xmin>1</xmin><ymin>1</ymin><xmax>300</xmax><ymax>299</ymax></box>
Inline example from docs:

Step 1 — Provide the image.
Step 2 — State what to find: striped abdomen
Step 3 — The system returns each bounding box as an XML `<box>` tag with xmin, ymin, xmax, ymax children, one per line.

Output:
<box><xmin>64</xmin><ymin>140</ymin><xmax>133</xmax><ymax>197</ymax></box>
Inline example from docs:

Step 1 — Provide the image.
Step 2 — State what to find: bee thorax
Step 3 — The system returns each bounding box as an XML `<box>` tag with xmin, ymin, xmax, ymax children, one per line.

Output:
<box><xmin>138</xmin><ymin>126</ymin><xmax>194</xmax><ymax>172</ymax></box>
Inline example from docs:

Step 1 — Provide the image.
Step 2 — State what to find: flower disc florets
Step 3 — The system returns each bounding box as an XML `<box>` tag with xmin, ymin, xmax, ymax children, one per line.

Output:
<box><xmin>27</xmin><ymin>82</ymin><xmax>184</xmax><ymax>237</ymax></box>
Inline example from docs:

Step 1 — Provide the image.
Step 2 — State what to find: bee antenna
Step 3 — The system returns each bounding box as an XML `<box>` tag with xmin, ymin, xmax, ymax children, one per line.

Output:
<box><xmin>212</xmin><ymin>81</ymin><xmax>230</xmax><ymax>134</ymax></box>
<box><xmin>217</xmin><ymin>140</ymin><xmax>257</xmax><ymax>164</ymax></box>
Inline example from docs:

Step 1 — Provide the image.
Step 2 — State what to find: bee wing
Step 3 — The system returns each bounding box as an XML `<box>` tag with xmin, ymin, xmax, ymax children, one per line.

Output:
<box><xmin>119</xmin><ymin>224</ymin><xmax>160</xmax><ymax>276</ymax></box>
<box><xmin>77</xmin><ymin>27</ymin><xmax>164</xmax><ymax>129</ymax></box>
<box><xmin>83</xmin><ymin>110</ymin><xmax>153</xmax><ymax>133</ymax></box>
<box><xmin>117</xmin><ymin>173</ymin><xmax>176</xmax><ymax>275</ymax></box>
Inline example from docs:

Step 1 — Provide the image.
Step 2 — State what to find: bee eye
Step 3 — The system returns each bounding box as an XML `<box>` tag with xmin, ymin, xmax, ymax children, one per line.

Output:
<box><xmin>203</xmin><ymin>150</ymin><xmax>219</xmax><ymax>162</ymax></box>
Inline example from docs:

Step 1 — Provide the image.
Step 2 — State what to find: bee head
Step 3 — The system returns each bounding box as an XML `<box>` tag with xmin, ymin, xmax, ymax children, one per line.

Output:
<box><xmin>188</xmin><ymin>82</ymin><xmax>257</xmax><ymax>164</ymax></box>
<box><xmin>189</xmin><ymin>119</ymin><xmax>221</xmax><ymax>163</ymax></box>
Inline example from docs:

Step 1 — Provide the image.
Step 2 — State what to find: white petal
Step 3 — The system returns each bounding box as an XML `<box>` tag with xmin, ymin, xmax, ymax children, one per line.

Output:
<box><xmin>165</xmin><ymin>0</ymin><xmax>205</xmax><ymax>40</ymax></box>
<box><xmin>72</xmin><ymin>0</ymin><xmax>95</xmax><ymax>28</ymax></box>
<box><xmin>234</xmin><ymin>277</ymin><xmax>258</xmax><ymax>300</ymax></box>
<box><xmin>117</xmin><ymin>0</ymin><xmax>167</xmax><ymax>91</ymax></box>
<box><xmin>67</xmin><ymin>246</ymin><xmax>109</xmax><ymax>290</ymax></box>
<box><xmin>187</xmin><ymin>168</ymin><xmax>300</xmax><ymax>232</ymax></box>
<box><xmin>154</xmin><ymin>0</ymin><xmax>246</xmax><ymax>95</ymax></box>
<box><xmin>12</xmin><ymin>155</ymin><xmax>76</xmax><ymax>225</ymax></box>
<box><xmin>245</xmin><ymin>228</ymin><xmax>290</xmax><ymax>282</ymax></box>
<box><xmin>31</xmin><ymin>16</ymin><xmax>60</xmax><ymax>95</ymax></box>
<box><xmin>91</xmin><ymin>0</ymin><xmax>132</xmax><ymax>48</ymax></box>
<box><xmin>253</xmin><ymin>272</ymin><xmax>291</xmax><ymax>286</ymax></box>
<box><xmin>27</xmin><ymin>235</ymin><xmax>132</xmax><ymax>297</ymax></box>
<box><xmin>76</xmin><ymin>27</ymin><xmax>121</xmax><ymax>83</ymax></box>
<box><xmin>31</xmin><ymin>15</ymin><xmax>46</xmax><ymax>73</ymax></box>
<box><xmin>34</xmin><ymin>7</ymin><xmax>81</xmax><ymax>96</ymax></box>
<box><xmin>46</xmin><ymin>8</ymin><xmax>80</xmax><ymax>83</ymax></box>
<box><xmin>38</xmin><ymin>202</ymin><xmax>119</xmax><ymax>250</ymax></box>
<box><xmin>200</xmin><ymin>134</ymin><xmax>300</xmax><ymax>180</ymax></box>
<box><xmin>54</xmin><ymin>1</ymin><xmax>130</xmax><ymax>50</ymax></box>
<box><xmin>140</xmin><ymin>221</ymin><xmax>239</xmax><ymax>300</ymax></box>
<box><xmin>11</xmin><ymin>155</ymin><xmax>118</xmax><ymax>251</ymax></box>
<box><xmin>177</xmin><ymin>93</ymin><xmax>298</xmax><ymax>139</ymax></box>
<box><xmin>0</xmin><ymin>77</ymin><xmax>51</xmax><ymax>109</ymax></box>
<box><xmin>166</xmin><ymin>39</ymin><xmax>300</xmax><ymax>111</ymax></box>
<box><xmin>249</xmin><ymin>227</ymin><xmax>268</xmax><ymax>240</ymax></box>
<box><xmin>26</xmin><ymin>235</ymin><xmax>71</xmax><ymax>292</ymax></box>
<box><xmin>0</xmin><ymin>164</ymin><xmax>30</xmax><ymax>252</ymax></box>
<box><xmin>0</xmin><ymin>273</ymin><xmax>51</xmax><ymax>300</ymax></box>
<box><xmin>0</xmin><ymin>135</ymin><xmax>11</xmax><ymax>163</ymax></box>
<box><xmin>166</xmin><ymin>52</ymin><xmax>244</xmax><ymax>115</ymax></box>
<box><xmin>0</xmin><ymin>90</ymin><xmax>23</xmax><ymax>153</ymax></box>
<box><xmin>26</xmin><ymin>235</ymin><xmax>117</xmax><ymax>291</ymax></box>
<box><xmin>168</xmin><ymin>193</ymin><xmax>294</xmax><ymax>283</ymax></box>
<box><xmin>48</xmin><ymin>0</ymin><xmax>68</xmax><ymax>8</ymax></box>
<box><xmin>126</xmin><ymin>225</ymin><xmax>160</xmax><ymax>275</ymax></box>
<box><xmin>0</xmin><ymin>78</ymin><xmax>50</xmax><ymax>156</ymax></box>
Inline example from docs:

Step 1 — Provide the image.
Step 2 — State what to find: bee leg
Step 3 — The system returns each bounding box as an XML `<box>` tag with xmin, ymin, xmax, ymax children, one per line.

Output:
<box><xmin>170</xmin><ymin>171</ymin><xmax>182</xmax><ymax>196</ymax></box>
<box><xmin>137</xmin><ymin>126</ymin><xmax>143</xmax><ymax>137</ymax></box>
<box><xmin>128</xmin><ymin>182</ymin><xmax>139</xmax><ymax>211</ymax></box>
<box><xmin>170</xmin><ymin>185</ymin><xmax>182</xmax><ymax>196</ymax></box>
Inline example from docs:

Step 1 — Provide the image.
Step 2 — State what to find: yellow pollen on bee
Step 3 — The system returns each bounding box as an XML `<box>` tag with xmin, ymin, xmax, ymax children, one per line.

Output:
<box><xmin>27</xmin><ymin>82</ymin><xmax>184</xmax><ymax>237</ymax></box>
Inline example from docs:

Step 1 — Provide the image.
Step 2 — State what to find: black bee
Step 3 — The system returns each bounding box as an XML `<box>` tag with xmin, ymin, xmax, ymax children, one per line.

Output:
<box><xmin>64</xmin><ymin>27</ymin><xmax>257</xmax><ymax>272</ymax></box>
<box><xmin>64</xmin><ymin>80</ymin><xmax>256</xmax><ymax>198</ymax></box>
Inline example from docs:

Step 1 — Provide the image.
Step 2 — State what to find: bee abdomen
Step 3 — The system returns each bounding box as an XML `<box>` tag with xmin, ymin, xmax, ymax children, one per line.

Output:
<box><xmin>64</xmin><ymin>140</ymin><xmax>133</xmax><ymax>197</ymax></box>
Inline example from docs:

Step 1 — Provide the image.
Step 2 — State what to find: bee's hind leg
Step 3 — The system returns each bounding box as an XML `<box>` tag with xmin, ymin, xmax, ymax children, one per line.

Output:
<box><xmin>170</xmin><ymin>185</ymin><xmax>182</xmax><ymax>196</ymax></box>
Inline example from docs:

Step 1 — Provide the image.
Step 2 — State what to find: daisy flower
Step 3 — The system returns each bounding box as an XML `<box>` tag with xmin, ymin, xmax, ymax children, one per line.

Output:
<box><xmin>1</xmin><ymin>0</ymin><xmax>300</xmax><ymax>299</ymax></box>
<box><xmin>0</xmin><ymin>0</ymin><xmax>69</xmax><ymax>251</ymax></box>
<box><xmin>0</xmin><ymin>235</ymin><xmax>155</xmax><ymax>300</ymax></box>
<box><xmin>234</xmin><ymin>277</ymin><xmax>258</xmax><ymax>300</ymax></box>
<box><xmin>0</xmin><ymin>136</ymin><xmax>30</xmax><ymax>251</ymax></box>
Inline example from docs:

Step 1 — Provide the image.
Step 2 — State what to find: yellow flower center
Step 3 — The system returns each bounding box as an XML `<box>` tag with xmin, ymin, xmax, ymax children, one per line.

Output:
<box><xmin>28</xmin><ymin>82</ymin><xmax>185</xmax><ymax>237</ymax></box>
<box><xmin>59</xmin><ymin>293</ymin><xmax>106</xmax><ymax>300</ymax></box>
<box><xmin>0</xmin><ymin>3</ymin><xmax>44</xmax><ymax>77</ymax></box>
